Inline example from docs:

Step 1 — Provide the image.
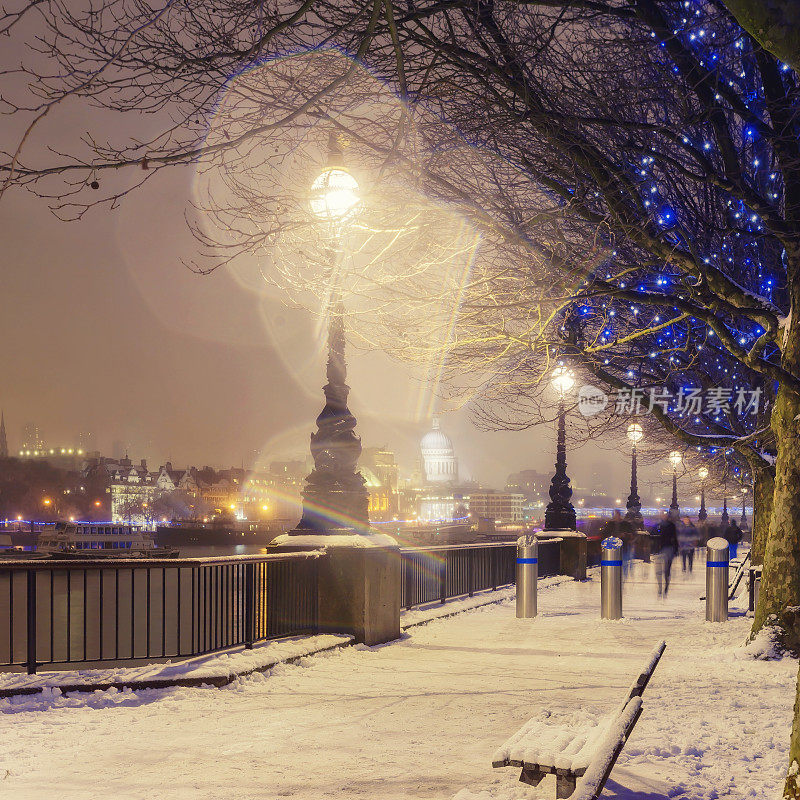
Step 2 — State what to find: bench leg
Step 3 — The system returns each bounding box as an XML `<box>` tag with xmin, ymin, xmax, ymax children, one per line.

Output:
<box><xmin>519</xmin><ymin>768</ymin><xmax>545</xmax><ymax>787</ymax></box>
<box><xmin>556</xmin><ymin>773</ymin><xmax>576</xmax><ymax>799</ymax></box>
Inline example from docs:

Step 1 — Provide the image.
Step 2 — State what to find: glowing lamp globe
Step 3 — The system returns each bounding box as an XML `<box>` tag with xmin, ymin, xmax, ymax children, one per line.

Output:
<box><xmin>668</xmin><ymin>451</ymin><xmax>682</xmax><ymax>468</ymax></box>
<box><xmin>309</xmin><ymin>168</ymin><xmax>360</xmax><ymax>222</ymax></box>
<box><xmin>551</xmin><ymin>367</ymin><xmax>575</xmax><ymax>396</ymax></box>
<box><xmin>698</xmin><ymin>467</ymin><xmax>709</xmax><ymax>481</ymax></box>
<box><xmin>627</xmin><ymin>422</ymin><xmax>644</xmax><ymax>444</ymax></box>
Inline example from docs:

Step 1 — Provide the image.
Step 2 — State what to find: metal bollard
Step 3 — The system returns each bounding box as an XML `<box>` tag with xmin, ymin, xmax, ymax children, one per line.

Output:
<box><xmin>601</xmin><ymin>536</ymin><xmax>623</xmax><ymax>620</ymax></box>
<box><xmin>706</xmin><ymin>537</ymin><xmax>729</xmax><ymax>622</ymax></box>
<box><xmin>516</xmin><ymin>534</ymin><xmax>538</xmax><ymax>618</ymax></box>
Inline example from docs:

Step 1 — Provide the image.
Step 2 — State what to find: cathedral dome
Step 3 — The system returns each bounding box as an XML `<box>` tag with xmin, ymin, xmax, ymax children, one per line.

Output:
<box><xmin>420</xmin><ymin>417</ymin><xmax>454</xmax><ymax>453</ymax></box>
<box><xmin>421</xmin><ymin>417</ymin><xmax>458</xmax><ymax>484</ymax></box>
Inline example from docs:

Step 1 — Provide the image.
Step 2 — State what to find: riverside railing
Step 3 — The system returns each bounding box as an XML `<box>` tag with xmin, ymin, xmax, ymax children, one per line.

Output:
<box><xmin>400</xmin><ymin>539</ymin><xmax>561</xmax><ymax>610</ymax></box>
<box><xmin>0</xmin><ymin>552</ymin><xmax>321</xmax><ymax>675</ymax></box>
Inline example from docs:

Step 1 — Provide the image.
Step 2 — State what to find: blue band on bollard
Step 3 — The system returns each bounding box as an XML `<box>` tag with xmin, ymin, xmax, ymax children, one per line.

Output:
<box><xmin>706</xmin><ymin>560</ymin><xmax>729</xmax><ymax>567</ymax></box>
<box><xmin>516</xmin><ymin>558</ymin><xmax>538</xmax><ymax>564</ymax></box>
<box><xmin>601</xmin><ymin>560</ymin><xmax>623</xmax><ymax>567</ymax></box>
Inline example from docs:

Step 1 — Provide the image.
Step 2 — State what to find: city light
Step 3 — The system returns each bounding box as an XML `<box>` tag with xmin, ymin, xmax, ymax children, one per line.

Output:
<box><xmin>43</xmin><ymin>498</ymin><xmax>51</xmax><ymax>506</ymax></box>
<box><xmin>94</xmin><ymin>500</ymin><xmax>102</xmax><ymax>507</ymax></box>
<box><xmin>309</xmin><ymin>167</ymin><xmax>360</xmax><ymax>222</ymax></box>
<box><xmin>626</xmin><ymin>422</ymin><xmax>644</xmax><ymax>443</ymax></box>
<box><xmin>668</xmin><ymin>451</ymin><xmax>682</xmax><ymax>468</ymax></box>
<box><xmin>698</xmin><ymin>467</ymin><xmax>709</xmax><ymax>480</ymax></box>
<box><xmin>551</xmin><ymin>366</ymin><xmax>575</xmax><ymax>396</ymax></box>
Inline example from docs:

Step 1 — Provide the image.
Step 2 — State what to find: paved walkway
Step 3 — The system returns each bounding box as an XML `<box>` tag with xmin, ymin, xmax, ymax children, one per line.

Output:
<box><xmin>0</xmin><ymin>558</ymin><xmax>794</xmax><ymax>799</ymax></box>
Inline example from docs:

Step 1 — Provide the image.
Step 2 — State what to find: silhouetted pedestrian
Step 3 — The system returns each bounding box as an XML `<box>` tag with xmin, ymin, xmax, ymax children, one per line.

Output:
<box><xmin>651</xmin><ymin>511</ymin><xmax>678</xmax><ymax>597</ymax></box>
<box><xmin>678</xmin><ymin>516</ymin><xmax>698</xmax><ymax>572</ymax></box>
<box><xmin>724</xmin><ymin>519</ymin><xmax>743</xmax><ymax>560</ymax></box>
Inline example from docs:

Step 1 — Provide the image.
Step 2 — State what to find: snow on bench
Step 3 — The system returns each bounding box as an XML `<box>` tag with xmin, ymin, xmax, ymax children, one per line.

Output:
<box><xmin>492</xmin><ymin>640</ymin><xmax>665</xmax><ymax>799</ymax></box>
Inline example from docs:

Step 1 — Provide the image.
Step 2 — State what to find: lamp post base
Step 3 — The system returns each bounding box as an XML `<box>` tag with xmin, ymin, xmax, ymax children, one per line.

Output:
<box><xmin>543</xmin><ymin>505</ymin><xmax>577</xmax><ymax>531</ymax></box>
<box><xmin>268</xmin><ymin>529</ymin><xmax>401</xmax><ymax>646</ymax></box>
<box><xmin>539</xmin><ymin>529</ymin><xmax>587</xmax><ymax>581</ymax></box>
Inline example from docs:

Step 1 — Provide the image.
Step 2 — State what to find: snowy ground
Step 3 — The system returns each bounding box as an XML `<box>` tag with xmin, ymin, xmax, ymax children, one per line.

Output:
<box><xmin>0</xmin><ymin>556</ymin><xmax>794</xmax><ymax>800</ymax></box>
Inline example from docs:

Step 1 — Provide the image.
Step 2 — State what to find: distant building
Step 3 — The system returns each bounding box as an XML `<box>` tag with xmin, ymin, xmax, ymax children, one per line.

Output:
<box><xmin>77</xmin><ymin>431</ymin><xmax>94</xmax><ymax>452</ymax></box>
<box><xmin>17</xmin><ymin>444</ymin><xmax>87</xmax><ymax>470</ymax></box>
<box><xmin>238</xmin><ymin>473</ymin><xmax>297</xmax><ymax>522</ymax></box>
<box><xmin>21</xmin><ymin>422</ymin><xmax>45</xmax><ymax>453</ymax></box>
<box><xmin>420</xmin><ymin>417</ymin><xmax>458</xmax><ymax>484</ymax></box>
<box><xmin>415</xmin><ymin>418</ymin><xmax>480</xmax><ymax>523</ymax></box>
<box><xmin>269</xmin><ymin>460</ymin><xmax>309</xmax><ymax>483</ymax></box>
<box><xmin>109</xmin><ymin>457</ymin><xmax>159</xmax><ymax>526</ymax></box>
<box><xmin>506</xmin><ymin>469</ymin><xmax>549</xmax><ymax>503</ymax></box>
<box><xmin>360</xmin><ymin>447</ymin><xmax>399</xmax><ymax>521</ymax></box>
<box><xmin>468</xmin><ymin>490</ymin><xmax>525</xmax><ymax>523</ymax></box>
<box><xmin>417</xmin><ymin>490</ymin><xmax>470</xmax><ymax>523</ymax></box>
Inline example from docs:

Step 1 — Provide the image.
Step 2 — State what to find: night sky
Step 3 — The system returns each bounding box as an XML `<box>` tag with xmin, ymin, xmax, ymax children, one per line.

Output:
<box><xmin>0</xmin><ymin>41</ymin><xmax>648</xmax><ymax>497</ymax></box>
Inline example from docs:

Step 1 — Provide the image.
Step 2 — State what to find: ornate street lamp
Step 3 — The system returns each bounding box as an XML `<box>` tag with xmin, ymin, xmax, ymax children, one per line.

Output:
<box><xmin>625</xmin><ymin>423</ymin><xmax>643</xmax><ymax>528</ymax></box>
<box><xmin>668</xmin><ymin>451</ymin><xmax>682</xmax><ymax>519</ymax></box>
<box><xmin>721</xmin><ymin>495</ymin><xmax>729</xmax><ymax>527</ymax></box>
<box><xmin>544</xmin><ymin>367</ymin><xmax>576</xmax><ymax>531</ymax></box>
<box><xmin>698</xmin><ymin>467</ymin><xmax>709</xmax><ymax>521</ymax></box>
<box><xmin>294</xmin><ymin>138</ymin><xmax>370</xmax><ymax>535</ymax></box>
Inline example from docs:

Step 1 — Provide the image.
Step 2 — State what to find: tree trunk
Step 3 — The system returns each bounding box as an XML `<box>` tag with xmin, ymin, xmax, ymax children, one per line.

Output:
<box><xmin>785</xmin><ymin>666</ymin><xmax>800</xmax><ymax>799</ymax></box>
<box><xmin>751</xmin><ymin>464</ymin><xmax>776</xmax><ymax>566</ymax></box>
<box><xmin>753</xmin><ymin>288</ymin><xmax>800</xmax><ymax>650</ymax></box>
<box><xmin>722</xmin><ymin>0</ymin><xmax>800</xmax><ymax>75</ymax></box>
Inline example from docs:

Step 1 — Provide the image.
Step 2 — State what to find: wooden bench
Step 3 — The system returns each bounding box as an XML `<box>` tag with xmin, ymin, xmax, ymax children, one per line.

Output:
<box><xmin>492</xmin><ymin>640</ymin><xmax>666</xmax><ymax>799</ymax></box>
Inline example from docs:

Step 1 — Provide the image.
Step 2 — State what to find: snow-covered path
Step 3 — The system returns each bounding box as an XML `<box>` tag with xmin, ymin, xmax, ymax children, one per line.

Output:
<box><xmin>0</xmin><ymin>558</ymin><xmax>794</xmax><ymax>800</ymax></box>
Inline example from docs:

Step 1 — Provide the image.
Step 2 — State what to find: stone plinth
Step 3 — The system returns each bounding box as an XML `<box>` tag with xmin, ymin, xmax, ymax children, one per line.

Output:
<box><xmin>546</xmin><ymin>529</ymin><xmax>587</xmax><ymax>580</ymax></box>
<box><xmin>268</xmin><ymin>531</ymin><xmax>401</xmax><ymax>646</ymax></box>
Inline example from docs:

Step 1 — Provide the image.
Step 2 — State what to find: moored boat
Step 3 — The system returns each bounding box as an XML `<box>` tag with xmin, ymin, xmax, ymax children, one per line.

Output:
<box><xmin>37</xmin><ymin>522</ymin><xmax>180</xmax><ymax>558</ymax></box>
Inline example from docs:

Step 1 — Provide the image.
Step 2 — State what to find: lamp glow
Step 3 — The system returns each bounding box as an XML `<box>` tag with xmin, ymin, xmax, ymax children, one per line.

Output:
<box><xmin>551</xmin><ymin>367</ymin><xmax>575</xmax><ymax>396</ymax></box>
<box><xmin>310</xmin><ymin>168</ymin><xmax>360</xmax><ymax>223</ymax></box>
<box><xmin>698</xmin><ymin>467</ymin><xmax>709</xmax><ymax>480</ymax></box>
<box><xmin>627</xmin><ymin>422</ymin><xmax>644</xmax><ymax>443</ymax></box>
<box><xmin>669</xmin><ymin>451</ymin><xmax>682</xmax><ymax>468</ymax></box>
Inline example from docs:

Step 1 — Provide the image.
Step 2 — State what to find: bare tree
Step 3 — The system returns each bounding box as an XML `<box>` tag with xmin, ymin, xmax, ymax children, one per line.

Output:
<box><xmin>3</xmin><ymin>3</ymin><xmax>800</xmax><ymax>790</ymax></box>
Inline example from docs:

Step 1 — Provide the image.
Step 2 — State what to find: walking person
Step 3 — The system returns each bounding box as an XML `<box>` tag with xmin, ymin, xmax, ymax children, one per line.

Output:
<box><xmin>725</xmin><ymin>519</ymin><xmax>743</xmax><ymax>561</ymax></box>
<box><xmin>678</xmin><ymin>516</ymin><xmax>699</xmax><ymax>573</ymax></box>
<box><xmin>651</xmin><ymin>511</ymin><xmax>678</xmax><ymax>597</ymax></box>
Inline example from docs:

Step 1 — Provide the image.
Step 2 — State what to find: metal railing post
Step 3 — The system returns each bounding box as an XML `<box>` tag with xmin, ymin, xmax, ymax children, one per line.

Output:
<box><xmin>404</xmin><ymin>554</ymin><xmax>413</xmax><ymax>610</ymax></box>
<box><xmin>468</xmin><ymin>548</ymin><xmax>475</xmax><ymax>597</ymax></box>
<box><xmin>439</xmin><ymin>554</ymin><xmax>447</xmax><ymax>604</ymax></box>
<box><xmin>26</xmin><ymin>569</ymin><xmax>37</xmax><ymax>675</ymax></box>
<box><xmin>244</xmin><ymin>562</ymin><xmax>255</xmax><ymax>649</ymax></box>
<box><xmin>311</xmin><ymin>556</ymin><xmax>320</xmax><ymax>634</ymax></box>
